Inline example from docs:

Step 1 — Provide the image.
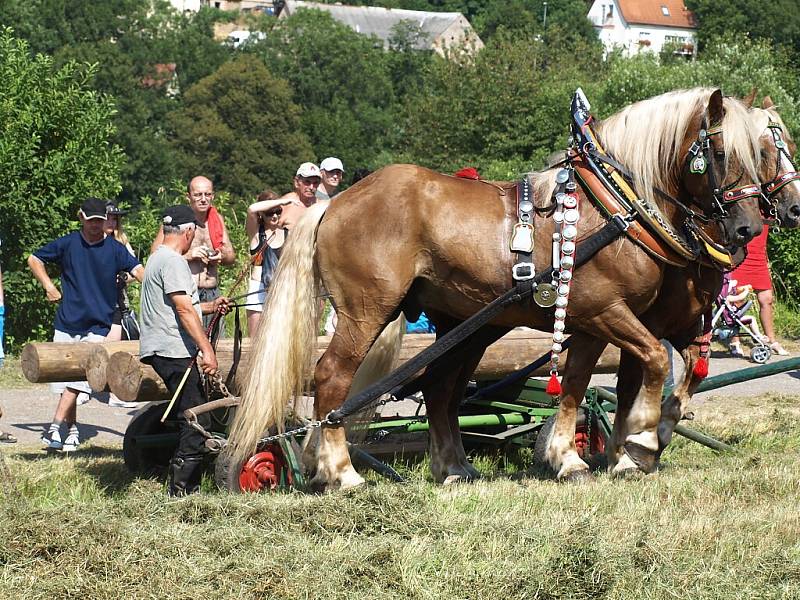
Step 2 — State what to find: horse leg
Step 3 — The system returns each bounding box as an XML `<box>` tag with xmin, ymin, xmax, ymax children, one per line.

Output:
<box><xmin>546</xmin><ymin>332</ymin><xmax>608</xmax><ymax>480</ymax></box>
<box><xmin>421</xmin><ymin>317</ymin><xmax>489</xmax><ymax>484</ymax></box>
<box><xmin>657</xmin><ymin>340</ymin><xmax>703</xmax><ymax>456</ymax></box>
<box><xmin>311</xmin><ymin>313</ymin><xmax>400</xmax><ymax>491</ymax></box>
<box><xmin>593</xmin><ymin>311</ymin><xmax>670</xmax><ymax>477</ymax></box>
<box><xmin>608</xmin><ymin>350</ymin><xmax>643</xmax><ymax>471</ymax></box>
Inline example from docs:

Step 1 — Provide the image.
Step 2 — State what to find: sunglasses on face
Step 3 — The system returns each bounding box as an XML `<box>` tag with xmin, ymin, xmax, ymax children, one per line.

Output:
<box><xmin>265</xmin><ymin>207</ymin><xmax>282</xmax><ymax>218</ymax></box>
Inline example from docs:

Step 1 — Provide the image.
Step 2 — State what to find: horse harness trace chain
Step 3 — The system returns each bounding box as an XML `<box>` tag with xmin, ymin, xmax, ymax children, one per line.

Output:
<box><xmin>231</xmin><ymin>89</ymin><xmax>761</xmax><ymax>448</ymax></box>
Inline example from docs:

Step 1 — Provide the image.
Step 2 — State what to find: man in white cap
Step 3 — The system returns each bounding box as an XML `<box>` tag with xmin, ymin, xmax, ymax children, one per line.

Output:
<box><xmin>317</xmin><ymin>157</ymin><xmax>344</xmax><ymax>201</ymax></box>
<box><xmin>277</xmin><ymin>162</ymin><xmax>322</xmax><ymax>230</ymax></box>
<box><xmin>28</xmin><ymin>197</ymin><xmax>144</xmax><ymax>452</ymax></box>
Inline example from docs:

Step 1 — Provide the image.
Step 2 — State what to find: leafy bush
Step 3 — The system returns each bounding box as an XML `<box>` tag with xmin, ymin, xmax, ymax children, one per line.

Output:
<box><xmin>0</xmin><ymin>30</ymin><xmax>124</xmax><ymax>349</ymax></box>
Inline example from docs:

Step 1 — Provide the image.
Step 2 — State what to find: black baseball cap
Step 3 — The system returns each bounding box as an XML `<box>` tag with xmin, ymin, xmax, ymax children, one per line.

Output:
<box><xmin>80</xmin><ymin>197</ymin><xmax>108</xmax><ymax>220</ymax></box>
<box><xmin>106</xmin><ymin>200</ymin><xmax>130</xmax><ymax>216</ymax></box>
<box><xmin>162</xmin><ymin>205</ymin><xmax>197</xmax><ymax>228</ymax></box>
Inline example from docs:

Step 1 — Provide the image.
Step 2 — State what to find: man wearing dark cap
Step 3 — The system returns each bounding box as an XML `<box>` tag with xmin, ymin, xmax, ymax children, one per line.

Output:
<box><xmin>27</xmin><ymin>197</ymin><xmax>144</xmax><ymax>452</ymax></box>
<box><xmin>140</xmin><ymin>205</ymin><xmax>230</xmax><ymax>496</ymax></box>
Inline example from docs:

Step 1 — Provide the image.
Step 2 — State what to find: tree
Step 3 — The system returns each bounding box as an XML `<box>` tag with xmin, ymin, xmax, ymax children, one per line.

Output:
<box><xmin>686</xmin><ymin>0</ymin><xmax>800</xmax><ymax>58</ymax></box>
<box><xmin>400</xmin><ymin>31</ymin><xmax>604</xmax><ymax>177</ymax></box>
<box><xmin>0</xmin><ymin>31</ymin><xmax>124</xmax><ymax>346</ymax></box>
<box><xmin>249</xmin><ymin>9</ymin><xmax>397</xmax><ymax>171</ymax></box>
<box><xmin>167</xmin><ymin>55</ymin><xmax>313</xmax><ymax>198</ymax></box>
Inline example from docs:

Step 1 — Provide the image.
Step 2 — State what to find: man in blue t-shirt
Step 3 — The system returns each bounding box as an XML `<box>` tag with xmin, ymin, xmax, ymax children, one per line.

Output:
<box><xmin>27</xmin><ymin>197</ymin><xmax>144</xmax><ymax>452</ymax></box>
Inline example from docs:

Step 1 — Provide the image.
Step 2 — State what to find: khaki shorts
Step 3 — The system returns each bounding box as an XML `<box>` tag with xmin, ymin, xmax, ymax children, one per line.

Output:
<box><xmin>49</xmin><ymin>329</ymin><xmax>106</xmax><ymax>395</ymax></box>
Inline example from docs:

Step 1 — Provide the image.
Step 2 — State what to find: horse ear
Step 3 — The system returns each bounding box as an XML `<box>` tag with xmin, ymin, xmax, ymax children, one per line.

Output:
<box><xmin>762</xmin><ymin>95</ymin><xmax>775</xmax><ymax>109</ymax></box>
<box><xmin>707</xmin><ymin>89</ymin><xmax>725</xmax><ymax>126</ymax></box>
<box><xmin>742</xmin><ymin>88</ymin><xmax>757</xmax><ymax>108</ymax></box>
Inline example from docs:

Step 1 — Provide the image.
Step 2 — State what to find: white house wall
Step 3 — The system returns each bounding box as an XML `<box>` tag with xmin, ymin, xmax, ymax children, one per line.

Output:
<box><xmin>588</xmin><ymin>0</ymin><xmax>695</xmax><ymax>57</ymax></box>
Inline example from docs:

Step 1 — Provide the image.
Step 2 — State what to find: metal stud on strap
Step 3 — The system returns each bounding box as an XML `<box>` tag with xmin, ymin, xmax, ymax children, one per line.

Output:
<box><xmin>512</xmin><ymin>262</ymin><xmax>535</xmax><ymax>281</ymax></box>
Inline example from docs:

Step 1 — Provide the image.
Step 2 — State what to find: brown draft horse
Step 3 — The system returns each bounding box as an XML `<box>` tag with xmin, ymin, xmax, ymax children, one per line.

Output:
<box><xmin>609</xmin><ymin>98</ymin><xmax>800</xmax><ymax>464</ymax></box>
<box><xmin>229</xmin><ymin>88</ymin><xmax>765</xmax><ymax>490</ymax></box>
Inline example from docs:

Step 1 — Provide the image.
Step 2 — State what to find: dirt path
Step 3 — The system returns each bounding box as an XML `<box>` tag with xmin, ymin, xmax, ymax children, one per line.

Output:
<box><xmin>1</xmin><ymin>351</ymin><xmax>798</xmax><ymax>449</ymax></box>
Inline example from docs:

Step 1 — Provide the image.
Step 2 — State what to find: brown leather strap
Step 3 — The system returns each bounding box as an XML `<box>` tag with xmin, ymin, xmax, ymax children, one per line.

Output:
<box><xmin>572</xmin><ymin>157</ymin><xmax>689</xmax><ymax>267</ymax></box>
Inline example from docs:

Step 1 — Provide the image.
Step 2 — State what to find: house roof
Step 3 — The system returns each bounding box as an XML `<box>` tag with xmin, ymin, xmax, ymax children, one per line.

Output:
<box><xmin>616</xmin><ymin>0</ymin><xmax>697</xmax><ymax>29</ymax></box>
<box><xmin>280</xmin><ymin>1</ymin><xmax>472</xmax><ymax>49</ymax></box>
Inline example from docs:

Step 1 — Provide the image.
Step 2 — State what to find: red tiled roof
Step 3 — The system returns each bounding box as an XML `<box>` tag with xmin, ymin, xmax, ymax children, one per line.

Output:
<box><xmin>617</xmin><ymin>0</ymin><xmax>697</xmax><ymax>29</ymax></box>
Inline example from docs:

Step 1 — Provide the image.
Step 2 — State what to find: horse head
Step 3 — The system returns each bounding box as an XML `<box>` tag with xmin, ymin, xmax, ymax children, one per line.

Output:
<box><xmin>596</xmin><ymin>88</ymin><xmax>763</xmax><ymax>257</ymax></box>
<box><xmin>679</xmin><ymin>90</ymin><xmax>763</xmax><ymax>252</ymax></box>
<box><xmin>751</xmin><ymin>98</ymin><xmax>800</xmax><ymax>228</ymax></box>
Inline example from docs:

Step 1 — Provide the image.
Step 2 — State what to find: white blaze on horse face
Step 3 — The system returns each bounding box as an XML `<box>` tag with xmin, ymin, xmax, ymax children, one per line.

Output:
<box><xmin>780</xmin><ymin>152</ymin><xmax>800</xmax><ymax>196</ymax></box>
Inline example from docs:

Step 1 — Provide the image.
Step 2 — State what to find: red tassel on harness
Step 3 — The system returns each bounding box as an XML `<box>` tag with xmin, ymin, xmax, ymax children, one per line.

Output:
<box><xmin>546</xmin><ymin>373</ymin><xmax>562</xmax><ymax>396</ymax></box>
<box><xmin>693</xmin><ymin>357</ymin><xmax>709</xmax><ymax>380</ymax></box>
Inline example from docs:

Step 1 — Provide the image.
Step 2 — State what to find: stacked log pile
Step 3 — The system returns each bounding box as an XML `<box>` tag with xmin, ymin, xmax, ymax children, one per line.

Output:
<box><xmin>21</xmin><ymin>330</ymin><xmax>621</xmax><ymax>402</ymax></box>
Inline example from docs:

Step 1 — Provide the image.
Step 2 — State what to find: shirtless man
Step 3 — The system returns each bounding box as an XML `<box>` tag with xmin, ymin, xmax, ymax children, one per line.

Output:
<box><xmin>277</xmin><ymin>162</ymin><xmax>323</xmax><ymax>230</ymax></box>
<box><xmin>151</xmin><ymin>176</ymin><xmax>235</xmax><ymax>328</ymax></box>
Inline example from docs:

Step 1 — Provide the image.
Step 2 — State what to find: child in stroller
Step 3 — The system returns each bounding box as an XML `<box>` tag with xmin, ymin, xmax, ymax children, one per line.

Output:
<box><xmin>711</xmin><ymin>274</ymin><xmax>772</xmax><ymax>363</ymax></box>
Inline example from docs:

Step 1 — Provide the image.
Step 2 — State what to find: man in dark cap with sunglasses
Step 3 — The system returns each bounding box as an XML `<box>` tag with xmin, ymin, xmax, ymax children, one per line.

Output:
<box><xmin>27</xmin><ymin>197</ymin><xmax>145</xmax><ymax>452</ymax></box>
<box><xmin>140</xmin><ymin>205</ymin><xmax>231</xmax><ymax>496</ymax></box>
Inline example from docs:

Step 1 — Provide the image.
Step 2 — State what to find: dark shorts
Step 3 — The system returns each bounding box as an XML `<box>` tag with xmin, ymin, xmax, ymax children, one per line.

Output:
<box><xmin>198</xmin><ymin>286</ymin><xmax>224</xmax><ymax>334</ymax></box>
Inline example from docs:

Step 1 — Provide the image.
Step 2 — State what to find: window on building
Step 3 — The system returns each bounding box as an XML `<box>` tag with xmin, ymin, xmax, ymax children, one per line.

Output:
<box><xmin>661</xmin><ymin>6</ymin><xmax>670</xmax><ymax>16</ymax></box>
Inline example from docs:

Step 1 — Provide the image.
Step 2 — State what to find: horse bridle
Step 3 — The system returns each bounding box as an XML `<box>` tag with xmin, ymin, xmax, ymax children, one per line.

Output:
<box><xmin>760</xmin><ymin>121</ymin><xmax>800</xmax><ymax>223</ymax></box>
<box><xmin>683</xmin><ymin>120</ymin><xmax>762</xmax><ymax>223</ymax></box>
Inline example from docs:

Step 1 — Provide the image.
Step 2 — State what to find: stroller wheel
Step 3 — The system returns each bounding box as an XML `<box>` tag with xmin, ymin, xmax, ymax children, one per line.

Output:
<box><xmin>750</xmin><ymin>345</ymin><xmax>772</xmax><ymax>364</ymax></box>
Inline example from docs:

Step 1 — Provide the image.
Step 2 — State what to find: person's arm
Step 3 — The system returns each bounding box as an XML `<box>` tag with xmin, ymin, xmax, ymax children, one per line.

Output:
<box><xmin>27</xmin><ymin>254</ymin><xmax>61</xmax><ymax>303</ymax></box>
<box><xmin>199</xmin><ymin>296</ymin><xmax>231</xmax><ymax>316</ymax></box>
<box><xmin>130</xmin><ymin>264</ymin><xmax>145</xmax><ymax>283</ymax></box>
<box><xmin>216</xmin><ymin>217</ymin><xmax>236</xmax><ymax>266</ymax></box>
<box><xmin>169</xmin><ymin>292</ymin><xmax>218</xmax><ymax>375</ymax></box>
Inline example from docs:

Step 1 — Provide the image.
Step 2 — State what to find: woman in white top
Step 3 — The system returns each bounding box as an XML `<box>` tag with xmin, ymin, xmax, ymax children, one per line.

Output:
<box><xmin>246</xmin><ymin>190</ymin><xmax>302</xmax><ymax>335</ymax></box>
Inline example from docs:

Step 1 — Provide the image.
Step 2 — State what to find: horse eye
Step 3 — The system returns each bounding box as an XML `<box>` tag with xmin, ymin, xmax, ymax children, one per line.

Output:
<box><xmin>714</xmin><ymin>150</ymin><xmax>726</xmax><ymax>159</ymax></box>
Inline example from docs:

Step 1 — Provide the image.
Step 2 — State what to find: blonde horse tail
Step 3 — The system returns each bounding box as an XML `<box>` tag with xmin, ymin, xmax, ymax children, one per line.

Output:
<box><xmin>227</xmin><ymin>202</ymin><xmax>329</xmax><ymax>464</ymax></box>
<box><xmin>342</xmin><ymin>314</ymin><xmax>406</xmax><ymax>442</ymax></box>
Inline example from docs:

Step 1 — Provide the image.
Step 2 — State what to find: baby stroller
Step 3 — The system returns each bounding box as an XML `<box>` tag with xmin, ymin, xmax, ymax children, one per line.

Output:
<box><xmin>710</xmin><ymin>276</ymin><xmax>771</xmax><ymax>364</ymax></box>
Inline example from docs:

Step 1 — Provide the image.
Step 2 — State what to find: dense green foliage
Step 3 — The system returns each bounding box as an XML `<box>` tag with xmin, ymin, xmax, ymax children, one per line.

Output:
<box><xmin>2</xmin><ymin>1</ymin><xmax>800</xmax><ymax>346</ymax></box>
<box><xmin>0</xmin><ymin>31</ymin><xmax>124</xmax><ymax>345</ymax></box>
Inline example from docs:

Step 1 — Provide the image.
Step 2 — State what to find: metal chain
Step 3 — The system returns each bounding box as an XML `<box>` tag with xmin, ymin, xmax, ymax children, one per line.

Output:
<box><xmin>256</xmin><ymin>419</ymin><xmax>327</xmax><ymax>445</ymax></box>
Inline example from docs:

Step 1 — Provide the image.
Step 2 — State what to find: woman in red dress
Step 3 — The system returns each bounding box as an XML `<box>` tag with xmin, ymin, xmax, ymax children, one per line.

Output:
<box><xmin>729</xmin><ymin>225</ymin><xmax>789</xmax><ymax>356</ymax></box>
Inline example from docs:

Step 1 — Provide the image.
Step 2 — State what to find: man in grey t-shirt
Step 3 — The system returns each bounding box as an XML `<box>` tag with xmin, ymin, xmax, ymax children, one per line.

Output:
<box><xmin>140</xmin><ymin>205</ymin><xmax>230</xmax><ymax>496</ymax></box>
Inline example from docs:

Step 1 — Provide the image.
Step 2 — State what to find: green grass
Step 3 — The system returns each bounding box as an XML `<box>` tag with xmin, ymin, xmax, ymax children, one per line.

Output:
<box><xmin>0</xmin><ymin>356</ymin><xmax>41</xmax><ymax>390</ymax></box>
<box><xmin>774</xmin><ymin>299</ymin><xmax>800</xmax><ymax>340</ymax></box>
<box><xmin>1</xmin><ymin>396</ymin><xmax>800</xmax><ymax>599</ymax></box>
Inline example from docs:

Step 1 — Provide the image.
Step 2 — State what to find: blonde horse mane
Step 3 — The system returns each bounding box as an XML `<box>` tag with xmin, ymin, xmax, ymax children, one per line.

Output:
<box><xmin>596</xmin><ymin>88</ymin><xmax>762</xmax><ymax>205</ymax></box>
<box><xmin>227</xmin><ymin>202</ymin><xmax>329</xmax><ymax>463</ymax></box>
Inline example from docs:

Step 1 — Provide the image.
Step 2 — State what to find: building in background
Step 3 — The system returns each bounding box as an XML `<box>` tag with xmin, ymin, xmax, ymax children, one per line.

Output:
<box><xmin>278</xmin><ymin>1</ymin><xmax>483</xmax><ymax>56</ymax></box>
<box><xmin>587</xmin><ymin>0</ymin><xmax>697</xmax><ymax>58</ymax></box>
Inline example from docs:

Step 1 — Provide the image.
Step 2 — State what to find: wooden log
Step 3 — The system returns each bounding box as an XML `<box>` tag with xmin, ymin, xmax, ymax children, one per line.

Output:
<box><xmin>107</xmin><ymin>330</ymin><xmax>620</xmax><ymax>403</ymax></box>
<box><xmin>86</xmin><ymin>342</ymin><xmax>145</xmax><ymax>392</ymax></box>
<box><xmin>21</xmin><ymin>338</ymin><xmax>252</xmax><ymax>384</ymax></box>
<box><xmin>21</xmin><ymin>341</ymin><xmax>101</xmax><ymax>383</ymax></box>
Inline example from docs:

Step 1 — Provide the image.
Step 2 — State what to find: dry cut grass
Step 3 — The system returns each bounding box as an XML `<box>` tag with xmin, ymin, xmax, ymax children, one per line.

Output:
<box><xmin>1</xmin><ymin>394</ymin><xmax>799</xmax><ymax>599</ymax></box>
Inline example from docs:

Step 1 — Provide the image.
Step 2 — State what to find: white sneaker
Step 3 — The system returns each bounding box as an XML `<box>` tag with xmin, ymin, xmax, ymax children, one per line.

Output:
<box><xmin>42</xmin><ymin>429</ymin><xmax>63</xmax><ymax>452</ymax></box>
<box><xmin>108</xmin><ymin>395</ymin><xmax>139</xmax><ymax>409</ymax></box>
<box><xmin>77</xmin><ymin>393</ymin><xmax>90</xmax><ymax>405</ymax></box>
<box><xmin>62</xmin><ymin>432</ymin><xmax>80</xmax><ymax>452</ymax></box>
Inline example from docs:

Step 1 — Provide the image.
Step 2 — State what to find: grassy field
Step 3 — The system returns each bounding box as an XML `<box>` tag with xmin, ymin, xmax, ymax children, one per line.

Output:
<box><xmin>1</xmin><ymin>393</ymin><xmax>799</xmax><ymax>599</ymax></box>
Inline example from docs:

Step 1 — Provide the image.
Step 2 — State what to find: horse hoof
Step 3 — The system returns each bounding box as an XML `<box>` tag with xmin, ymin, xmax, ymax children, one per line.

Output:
<box><xmin>623</xmin><ymin>441</ymin><xmax>657</xmax><ymax>474</ymax></box>
<box><xmin>560</xmin><ymin>469</ymin><xmax>593</xmax><ymax>483</ymax></box>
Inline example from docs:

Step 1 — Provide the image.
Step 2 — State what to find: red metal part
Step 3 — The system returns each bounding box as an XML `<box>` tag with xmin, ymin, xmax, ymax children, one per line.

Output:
<box><xmin>575</xmin><ymin>423</ymin><xmax>605</xmax><ymax>459</ymax></box>
<box><xmin>238</xmin><ymin>444</ymin><xmax>291</xmax><ymax>492</ymax></box>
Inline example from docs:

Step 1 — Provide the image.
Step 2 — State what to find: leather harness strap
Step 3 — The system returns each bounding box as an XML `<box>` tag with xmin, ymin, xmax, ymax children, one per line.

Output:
<box><xmin>572</xmin><ymin>156</ymin><xmax>689</xmax><ymax>267</ymax></box>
